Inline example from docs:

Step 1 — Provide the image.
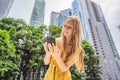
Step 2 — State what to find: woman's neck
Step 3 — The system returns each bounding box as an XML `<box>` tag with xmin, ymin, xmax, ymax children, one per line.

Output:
<box><xmin>65</xmin><ymin>36</ymin><xmax>72</xmax><ymax>45</ymax></box>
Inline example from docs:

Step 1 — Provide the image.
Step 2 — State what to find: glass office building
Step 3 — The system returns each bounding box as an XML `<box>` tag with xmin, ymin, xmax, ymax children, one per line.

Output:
<box><xmin>0</xmin><ymin>0</ymin><xmax>14</xmax><ymax>19</ymax></box>
<box><xmin>29</xmin><ymin>0</ymin><xmax>45</xmax><ymax>27</ymax></box>
<box><xmin>50</xmin><ymin>11</ymin><xmax>60</xmax><ymax>26</ymax></box>
<box><xmin>72</xmin><ymin>0</ymin><xmax>120</xmax><ymax>79</ymax></box>
<box><xmin>72</xmin><ymin>0</ymin><xmax>93</xmax><ymax>42</ymax></box>
<box><xmin>50</xmin><ymin>8</ymin><xmax>72</xmax><ymax>26</ymax></box>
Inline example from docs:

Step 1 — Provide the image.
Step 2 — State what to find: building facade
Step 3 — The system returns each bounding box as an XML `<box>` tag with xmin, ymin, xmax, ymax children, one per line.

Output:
<box><xmin>50</xmin><ymin>11</ymin><xmax>60</xmax><ymax>26</ymax></box>
<box><xmin>118</xmin><ymin>25</ymin><xmax>120</xmax><ymax>30</ymax></box>
<box><xmin>0</xmin><ymin>0</ymin><xmax>14</xmax><ymax>19</ymax></box>
<box><xmin>72</xmin><ymin>0</ymin><xmax>120</xmax><ymax>80</ymax></box>
<box><xmin>111</xmin><ymin>25</ymin><xmax>120</xmax><ymax>56</ymax></box>
<box><xmin>29</xmin><ymin>0</ymin><xmax>45</xmax><ymax>27</ymax></box>
<box><xmin>72</xmin><ymin>0</ymin><xmax>93</xmax><ymax>41</ymax></box>
<box><xmin>50</xmin><ymin>8</ymin><xmax>72</xmax><ymax>26</ymax></box>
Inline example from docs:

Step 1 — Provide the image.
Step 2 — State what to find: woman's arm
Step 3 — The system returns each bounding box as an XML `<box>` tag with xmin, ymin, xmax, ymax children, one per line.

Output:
<box><xmin>43</xmin><ymin>43</ymin><xmax>52</xmax><ymax>65</ymax></box>
<box><xmin>51</xmin><ymin>43</ymin><xmax>75</xmax><ymax>72</ymax></box>
<box><xmin>55</xmin><ymin>53</ymin><xmax>75</xmax><ymax>72</ymax></box>
<box><xmin>44</xmin><ymin>53</ymin><xmax>51</xmax><ymax>65</ymax></box>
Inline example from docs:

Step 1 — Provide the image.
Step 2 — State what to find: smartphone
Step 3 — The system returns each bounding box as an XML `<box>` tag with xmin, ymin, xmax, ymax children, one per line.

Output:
<box><xmin>47</xmin><ymin>36</ymin><xmax>56</xmax><ymax>45</ymax></box>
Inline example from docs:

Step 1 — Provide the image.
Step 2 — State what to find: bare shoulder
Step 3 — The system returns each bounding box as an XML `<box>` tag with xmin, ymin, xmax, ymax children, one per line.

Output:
<box><xmin>55</xmin><ymin>37</ymin><xmax>62</xmax><ymax>43</ymax></box>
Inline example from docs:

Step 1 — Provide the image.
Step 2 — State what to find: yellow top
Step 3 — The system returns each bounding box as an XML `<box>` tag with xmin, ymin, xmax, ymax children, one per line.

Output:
<box><xmin>44</xmin><ymin>40</ymin><xmax>72</xmax><ymax>80</ymax></box>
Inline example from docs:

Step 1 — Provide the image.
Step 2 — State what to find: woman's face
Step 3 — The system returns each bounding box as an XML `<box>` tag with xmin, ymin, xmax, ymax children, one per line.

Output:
<box><xmin>63</xmin><ymin>19</ymin><xmax>74</xmax><ymax>38</ymax></box>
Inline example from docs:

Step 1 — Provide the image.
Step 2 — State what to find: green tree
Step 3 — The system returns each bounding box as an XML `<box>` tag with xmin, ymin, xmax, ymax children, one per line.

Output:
<box><xmin>0</xmin><ymin>17</ymin><xmax>47</xmax><ymax>80</ymax></box>
<box><xmin>82</xmin><ymin>40</ymin><xmax>102</xmax><ymax>80</ymax></box>
<box><xmin>49</xmin><ymin>25</ymin><xmax>62</xmax><ymax>37</ymax></box>
<box><xmin>0</xmin><ymin>17</ymin><xmax>26</xmax><ymax>31</ymax></box>
<box><xmin>12</xmin><ymin>24</ymin><xmax>47</xmax><ymax>80</ymax></box>
<box><xmin>0</xmin><ymin>30</ymin><xmax>19</xmax><ymax>80</ymax></box>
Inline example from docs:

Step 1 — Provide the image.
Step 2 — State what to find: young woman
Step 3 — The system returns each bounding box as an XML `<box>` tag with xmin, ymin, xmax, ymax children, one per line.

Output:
<box><xmin>43</xmin><ymin>16</ymin><xmax>85</xmax><ymax>80</ymax></box>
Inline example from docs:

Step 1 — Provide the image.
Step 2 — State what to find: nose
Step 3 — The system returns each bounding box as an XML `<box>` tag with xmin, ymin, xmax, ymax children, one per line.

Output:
<box><xmin>64</xmin><ymin>26</ymin><xmax>68</xmax><ymax>31</ymax></box>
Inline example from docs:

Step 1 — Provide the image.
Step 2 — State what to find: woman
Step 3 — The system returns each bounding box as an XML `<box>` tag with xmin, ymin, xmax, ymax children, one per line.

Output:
<box><xmin>43</xmin><ymin>16</ymin><xmax>85</xmax><ymax>80</ymax></box>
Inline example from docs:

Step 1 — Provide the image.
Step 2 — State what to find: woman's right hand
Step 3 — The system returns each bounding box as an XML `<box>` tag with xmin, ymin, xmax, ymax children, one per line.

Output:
<box><xmin>43</xmin><ymin>42</ymin><xmax>53</xmax><ymax>55</ymax></box>
<box><xmin>43</xmin><ymin>42</ymin><xmax>53</xmax><ymax>65</ymax></box>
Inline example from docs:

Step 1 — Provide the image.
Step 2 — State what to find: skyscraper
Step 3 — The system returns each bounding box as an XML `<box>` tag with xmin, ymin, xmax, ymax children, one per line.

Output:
<box><xmin>113</xmin><ymin>25</ymin><xmax>120</xmax><ymax>56</ymax></box>
<box><xmin>50</xmin><ymin>8</ymin><xmax>72</xmax><ymax>26</ymax></box>
<box><xmin>72</xmin><ymin>0</ymin><xmax>120</xmax><ymax>79</ymax></box>
<box><xmin>59</xmin><ymin>8</ymin><xmax>72</xmax><ymax>26</ymax></box>
<box><xmin>117</xmin><ymin>25</ymin><xmax>120</xmax><ymax>30</ymax></box>
<box><xmin>0</xmin><ymin>0</ymin><xmax>14</xmax><ymax>19</ymax></box>
<box><xmin>72</xmin><ymin>0</ymin><xmax>92</xmax><ymax>41</ymax></box>
<box><xmin>29</xmin><ymin>0</ymin><xmax>45</xmax><ymax>27</ymax></box>
<box><xmin>50</xmin><ymin>11</ymin><xmax>60</xmax><ymax>26</ymax></box>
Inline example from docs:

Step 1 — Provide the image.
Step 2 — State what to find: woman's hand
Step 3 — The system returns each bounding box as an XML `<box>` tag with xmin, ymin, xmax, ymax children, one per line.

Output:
<box><xmin>44</xmin><ymin>42</ymin><xmax>61</xmax><ymax>58</ymax></box>
<box><xmin>43</xmin><ymin>42</ymin><xmax>53</xmax><ymax>56</ymax></box>
<box><xmin>43</xmin><ymin>42</ymin><xmax>53</xmax><ymax>65</ymax></box>
<box><xmin>51</xmin><ymin>43</ymin><xmax>62</xmax><ymax>59</ymax></box>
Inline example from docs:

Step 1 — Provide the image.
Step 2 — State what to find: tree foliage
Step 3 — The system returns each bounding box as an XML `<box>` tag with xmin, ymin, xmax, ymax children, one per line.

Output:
<box><xmin>0</xmin><ymin>30</ymin><xmax>19</xmax><ymax>79</ymax></box>
<box><xmin>0</xmin><ymin>17</ymin><xmax>47</xmax><ymax>80</ymax></box>
<box><xmin>49</xmin><ymin>25</ymin><xmax>62</xmax><ymax>37</ymax></box>
<box><xmin>82</xmin><ymin>40</ymin><xmax>102</xmax><ymax>80</ymax></box>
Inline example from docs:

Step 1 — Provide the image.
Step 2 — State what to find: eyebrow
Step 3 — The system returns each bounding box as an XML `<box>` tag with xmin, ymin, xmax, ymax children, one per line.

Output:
<box><xmin>64</xmin><ymin>24</ymin><xmax>73</xmax><ymax>27</ymax></box>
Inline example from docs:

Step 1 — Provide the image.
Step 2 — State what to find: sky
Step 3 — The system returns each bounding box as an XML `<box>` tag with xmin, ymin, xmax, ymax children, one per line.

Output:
<box><xmin>8</xmin><ymin>0</ymin><xmax>120</xmax><ymax>54</ymax></box>
<box><xmin>8</xmin><ymin>0</ymin><xmax>35</xmax><ymax>24</ymax></box>
<box><xmin>8</xmin><ymin>0</ymin><xmax>120</xmax><ymax>27</ymax></box>
<box><xmin>91</xmin><ymin>0</ymin><xmax>120</xmax><ymax>54</ymax></box>
<box><xmin>92</xmin><ymin>0</ymin><xmax>120</xmax><ymax>28</ymax></box>
<box><xmin>8</xmin><ymin>0</ymin><xmax>73</xmax><ymax>25</ymax></box>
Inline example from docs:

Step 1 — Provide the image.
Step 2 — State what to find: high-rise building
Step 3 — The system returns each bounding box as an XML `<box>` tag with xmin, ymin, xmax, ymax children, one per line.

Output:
<box><xmin>60</xmin><ymin>8</ymin><xmax>72</xmax><ymax>17</ymax></box>
<box><xmin>29</xmin><ymin>0</ymin><xmax>45</xmax><ymax>27</ymax></box>
<box><xmin>118</xmin><ymin>25</ymin><xmax>120</xmax><ymax>30</ymax></box>
<box><xmin>50</xmin><ymin>8</ymin><xmax>72</xmax><ymax>26</ymax></box>
<box><xmin>0</xmin><ymin>0</ymin><xmax>14</xmax><ymax>19</ymax></box>
<box><xmin>72</xmin><ymin>0</ymin><xmax>120</xmax><ymax>79</ymax></box>
<box><xmin>116</xmin><ymin>25</ymin><xmax>120</xmax><ymax>55</ymax></box>
<box><xmin>112</xmin><ymin>25</ymin><xmax>120</xmax><ymax>56</ymax></box>
<box><xmin>50</xmin><ymin>11</ymin><xmax>60</xmax><ymax>26</ymax></box>
<box><xmin>59</xmin><ymin>8</ymin><xmax>72</xmax><ymax>26</ymax></box>
<box><xmin>72</xmin><ymin>0</ymin><xmax>92</xmax><ymax>41</ymax></box>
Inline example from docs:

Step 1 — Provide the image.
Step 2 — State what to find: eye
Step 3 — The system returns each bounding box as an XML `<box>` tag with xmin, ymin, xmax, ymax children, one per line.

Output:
<box><xmin>63</xmin><ymin>25</ymin><xmax>73</xmax><ymax>29</ymax></box>
<box><xmin>68</xmin><ymin>26</ymin><xmax>72</xmax><ymax>29</ymax></box>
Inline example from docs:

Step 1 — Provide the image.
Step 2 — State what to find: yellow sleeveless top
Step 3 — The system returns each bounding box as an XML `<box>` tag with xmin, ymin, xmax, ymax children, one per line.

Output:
<box><xmin>44</xmin><ymin>40</ymin><xmax>72</xmax><ymax>80</ymax></box>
